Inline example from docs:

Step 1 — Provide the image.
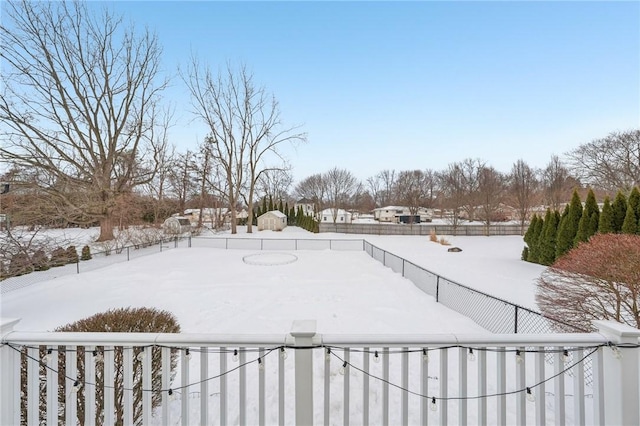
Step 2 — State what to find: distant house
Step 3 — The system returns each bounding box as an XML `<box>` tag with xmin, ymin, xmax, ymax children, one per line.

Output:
<box><xmin>294</xmin><ymin>198</ymin><xmax>315</xmax><ymax>217</ymax></box>
<box><xmin>320</xmin><ymin>208</ymin><xmax>352</xmax><ymax>224</ymax></box>
<box><xmin>372</xmin><ymin>206</ymin><xmax>433</xmax><ymax>224</ymax></box>
<box><xmin>257</xmin><ymin>210</ymin><xmax>287</xmax><ymax>231</ymax></box>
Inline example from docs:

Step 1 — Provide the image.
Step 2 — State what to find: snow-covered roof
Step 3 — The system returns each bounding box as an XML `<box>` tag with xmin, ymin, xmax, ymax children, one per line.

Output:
<box><xmin>320</xmin><ymin>208</ymin><xmax>351</xmax><ymax>216</ymax></box>
<box><xmin>260</xmin><ymin>210</ymin><xmax>286</xmax><ymax>218</ymax></box>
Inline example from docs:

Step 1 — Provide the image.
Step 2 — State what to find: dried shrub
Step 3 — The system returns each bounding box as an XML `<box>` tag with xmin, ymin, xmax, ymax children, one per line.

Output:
<box><xmin>50</xmin><ymin>246</ymin><xmax>67</xmax><ymax>267</ymax></box>
<box><xmin>537</xmin><ymin>233</ymin><xmax>640</xmax><ymax>330</ymax></box>
<box><xmin>439</xmin><ymin>237</ymin><xmax>451</xmax><ymax>246</ymax></box>
<box><xmin>66</xmin><ymin>246</ymin><xmax>79</xmax><ymax>263</ymax></box>
<box><xmin>32</xmin><ymin>249</ymin><xmax>50</xmax><ymax>271</ymax></box>
<box><xmin>80</xmin><ymin>245</ymin><xmax>92</xmax><ymax>261</ymax></box>
<box><xmin>20</xmin><ymin>307</ymin><xmax>181</xmax><ymax>425</ymax></box>
<box><xmin>429</xmin><ymin>229</ymin><xmax>438</xmax><ymax>242</ymax></box>
<box><xmin>8</xmin><ymin>252</ymin><xmax>32</xmax><ymax>276</ymax></box>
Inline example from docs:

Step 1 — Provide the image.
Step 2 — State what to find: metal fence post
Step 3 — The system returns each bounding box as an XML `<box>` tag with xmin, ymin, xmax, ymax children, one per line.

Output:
<box><xmin>514</xmin><ymin>306</ymin><xmax>519</xmax><ymax>334</ymax></box>
<box><xmin>290</xmin><ymin>320</ymin><xmax>317</xmax><ymax>426</ymax></box>
<box><xmin>76</xmin><ymin>260</ymin><xmax>79</xmax><ymax>274</ymax></box>
<box><xmin>1</xmin><ymin>318</ymin><xmax>21</xmax><ymax>426</ymax></box>
<box><xmin>436</xmin><ymin>276</ymin><xmax>440</xmax><ymax>303</ymax></box>
<box><xmin>595</xmin><ymin>320</ymin><xmax>640</xmax><ymax>426</ymax></box>
<box><xmin>127</xmin><ymin>247</ymin><xmax>130</xmax><ymax>261</ymax></box>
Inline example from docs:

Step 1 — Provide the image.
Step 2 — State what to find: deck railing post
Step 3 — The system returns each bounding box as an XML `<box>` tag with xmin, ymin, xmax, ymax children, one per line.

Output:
<box><xmin>291</xmin><ymin>320</ymin><xmax>317</xmax><ymax>426</ymax></box>
<box><xmin>595</xmin><ymin>320</ymin><xmax>640</xmax><ymax>426</ymax></box>
<box><xmin>1</xmin><ymin>318</ymin><xmax>21</xmax><ymax>426</ymax></box>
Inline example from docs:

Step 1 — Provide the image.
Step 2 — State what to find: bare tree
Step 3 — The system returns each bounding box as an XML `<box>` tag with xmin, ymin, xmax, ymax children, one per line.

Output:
<box><xmin>566</xmin><ymin>129</ymin><xmax>640</xmax><ymax>192</ymax></box>
<box><xmin>542</xmin><ymin>155</ymin><xmax>576</xmax><ymax>210</ymax></box>
<box><xmin>508</xmin><ymin>159</ymin><xmax>540</xmax><ymax>234</ymax></box>
<box><xmin>460</xmin><ymin>158</ymin><xmax>486</xmax><ymax>221</ymax></box>
<box><xmin>537</xmin><ymin>233</ymin><xmax>640</xmax><ymax>330</ymax></box>
<box><xmin>167</xmin><ymin>151</ymin><xmax>198</xmax><ymax>215</ymax></box>
<box><xmin>477</xmin><ymin>166</ymin><xmax>506</xmax><ymax>234</ymax></box>
<box><xmin>256</xmin><ymin>168</ymin><xmax>293</xmax><ymax>205</ymax></box>
<box><xmin>437</xmin><ymin>162</ymin><xmax>466</xmax><ymax>234</ymax></box>
<box><xmin>0</xmin><ymin>0</ymin><xmax>168</xmax><ymax>241</ymax></box>
<box><xmin>394</xmin><ymin>170</ymin><xmax>430</xmax><ymax>222</ymax></box>
<box><xmin>294</xmin><ymin>173</ymin><xmax>327</xmax><ymax>216</ymax></box>
<box><xmin>183</xmin><ymin>61</ymin><xmax>306</xmax><ymax>234</ymax></box>
<box><xmin>323</xmin><ymin>167</ymin><xmax>359</xmax><ymax>223</ymax></box>
<box><xmin>366</xmin><ymin>169</ymin><xmax>397</xmax><ymax>207</ymax></box>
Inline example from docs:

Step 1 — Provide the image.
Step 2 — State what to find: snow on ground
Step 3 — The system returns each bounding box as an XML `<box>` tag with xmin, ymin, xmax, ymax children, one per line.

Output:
<box><xmin>1</xmin><ymin>225</ymin><xmax>582</xmax><ymax>425</ymax></box>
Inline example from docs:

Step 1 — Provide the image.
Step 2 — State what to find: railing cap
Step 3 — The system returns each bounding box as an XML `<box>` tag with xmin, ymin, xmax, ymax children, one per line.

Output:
<box><xmin>0</xmin><ymin>318</ymin><xmax>20</xmax><ymax>336</ymax></box>
<box><xmin>290</xmin><ymin>320</ymin><xmax>317</xmax><ymax>337</ymax></box>
<box><xmin>594</xmin><ymin>320</ymin><xmax>640</xmax><ymax>340</ymax></box>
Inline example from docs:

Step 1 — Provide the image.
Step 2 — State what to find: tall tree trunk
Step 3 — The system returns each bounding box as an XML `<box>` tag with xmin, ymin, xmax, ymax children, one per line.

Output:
<box><xmin>97</xmin><ymin>215</ymin><xmax>115</xmax><ymax>242</ymax></box>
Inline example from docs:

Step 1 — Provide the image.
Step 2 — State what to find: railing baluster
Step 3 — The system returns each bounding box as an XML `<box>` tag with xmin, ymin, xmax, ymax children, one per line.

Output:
<box><xmin>324</xmin><ymin>348</ymin><xmax>330</xmax><ymax>426</ymax></box>
<box><xmin>259</xmin><ymin>347</ymin><xmax>265</xmax><ymax>426</ymax></box>
<box><xmin>554</xmin><ymin>348</ymin><xmax>565</xmax><ymax>425</ymax></box>
<box><xmin>65</xmin><ymin>346</ymin><xmax>78</xmax><ymax>425</ymax></box>
<box><xmin>239</xmin><ymin>348</ymin><xmax>246</xmax><ymax>425</ymax></box>
<box><xmin>46</xmin><ymin>347</ymin><xmax>58</xmax><ymax>426</ymax></box>
<box><xmin>27</xmin><ymin>346</ymin><xmax>39</xmax><ymax>425</ymax></box>
<box><xmin>534</xmin><ymin>346</ymin><xmax>546</xmax><ymax>424</ymax></box>
<box><xmin>103</xmin><ymin>346</ymin><xmax>115</xmax><ymax>425</ymax></box>
<box><xmin>573</xmin><ymin>347</ymin><xmax>585</xmax><ymax>425</ymax></box>
<box><xmin>440</xmin><ymin>347</ymin><xmax>448</xmax><ymax>425</ymax></box>
<box><xmin>592</xmin><ymin>347</ymin><xmax>604</xmax><ymax>425</ymax></box>
<box><xmin>477</xmin><ymin>347</ymin><xmax>487</xmax><ymax>426</ymax></box>
<box><xmin>515</xmin><ymin>346</ymin><xmax>526</xmax><ymax>426</ymax></box>
<box><xmin>143</xmin><ymin>346</ymin><xmax>153</xmax><ymax>423</ymax></box>
<box><xmin>402</xmin><ymin>347</ymin><xmax>409</xmax><ymax>426</ymax></box>
<box><xmin>496</xmin><ymin>348</ymin><xmax>506</xmax><ymax>425</ymax></box>
<box><xmin>161</xmin><ymin>346</ymin><xmax>170</xmax><ymax>425</ymax></box>
<box><xmin>220</xmin><ymin>348</ymin><xmax>227</xmax><ymax>426</ymax></box>
<box><xmin>363</xmin><ymin>347</ymin><xmax>370</xmax><ymax>426</ymax></box>
<box><xmin>420</xmin><ymin>348</ymin><xmax>429</xmax><ymax>426</ymax></box>
<box><xmin>382</xmin><ymin>347</ymin><xmax>389</xmax><ymax>426</ymax></box>
<box><xmin>85</xmin><ymin>346</ymin><xmax>96</xmax><ymax>426</ymax></box>
<box><xmin>123</xmin><ymin>347</ymin><xmax>134</xmax><ymax>425</ymax></box>
<box><xmin>458</xmin><ymin>347</ymin><xmax>467</xmax><ymax>425</ymax></box>
<box><xmin>343</xmin><ymin>348</ymin><xmax>350</xmax><ymax>426</ymax></box>
<box><xmin>200</xmin><ymin>346</ymin><xmax>209</xmax><ymax>426</ymax></box>
<box><xmin>279</xmin><ymin>346</ymin><xmax>285</xmax><ymax>426</ymax></box>
<box><xmin>181</xmin><ymin>347</ymin><xmax>190</xmax><ymax>426</ymax></box>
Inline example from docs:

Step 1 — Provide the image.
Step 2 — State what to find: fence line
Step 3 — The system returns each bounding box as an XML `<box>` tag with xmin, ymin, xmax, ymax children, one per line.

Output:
<box><xmin>320</xmin><ymin>223</ymin><xmax>525</xmax><ymax>236</ymax></box>
<box><xmin>0</xmin><ymin>236</ymin><xmax>191</xmax><ymax>295</ymax></box>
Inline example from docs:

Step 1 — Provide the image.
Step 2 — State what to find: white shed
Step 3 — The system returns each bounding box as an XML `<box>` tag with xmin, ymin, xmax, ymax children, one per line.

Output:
<box><xmin>162</xmin><ymin>216</ymin><xmax>192</xmax><ymax>234</ymax></box>
<box><xmin>257</xmin><ymin>210</ymin><xmax>287</xmax><ymax>231</ymax></box>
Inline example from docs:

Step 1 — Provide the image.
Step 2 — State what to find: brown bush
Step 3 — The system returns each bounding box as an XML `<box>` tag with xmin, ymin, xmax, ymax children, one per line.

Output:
<box><xmin>537</xmin><ymin>233</ymin><xmax>640</xmax><ymax>330</ymax></box>
<box><xmin>21</xmin><ymin>307</ymin><xmax>180</xmax><ymax>425</ymax></box>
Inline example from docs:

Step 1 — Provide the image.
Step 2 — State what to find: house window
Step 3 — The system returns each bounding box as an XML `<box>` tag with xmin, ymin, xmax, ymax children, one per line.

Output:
<box><xmin>323</xmin><ymin>216</ymin><xmax>327</xmax><ymax>221</ymax></box>
<box><xmin>340</xmin><ymin>217</ymin><xmax>344</xmax><ymax>221</ymax></box>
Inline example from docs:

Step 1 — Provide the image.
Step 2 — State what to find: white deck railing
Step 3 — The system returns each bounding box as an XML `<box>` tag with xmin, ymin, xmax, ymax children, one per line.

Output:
<box><xmin>2</xmin><ymin>319</ymin><xmax>639</xmax><ymax>425</ymax></box>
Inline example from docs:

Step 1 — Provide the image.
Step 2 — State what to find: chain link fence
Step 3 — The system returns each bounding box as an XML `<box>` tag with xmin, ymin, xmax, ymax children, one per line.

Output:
<box><xmin>191</xmin><ymin>236</ymin><xmax>365</xmax><ymax>251</ymax></box>
<box><xmin>1</xmin><ymin>236</ymin><xmax>191</xmax><ymax>295</ymax></box>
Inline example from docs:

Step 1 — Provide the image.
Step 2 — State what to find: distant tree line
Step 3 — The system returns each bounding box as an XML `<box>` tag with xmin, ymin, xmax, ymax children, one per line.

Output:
<box><xmin>523</xmin><ymin>186</ymin><xmax>640</xmax><ymax>266</ymax></box>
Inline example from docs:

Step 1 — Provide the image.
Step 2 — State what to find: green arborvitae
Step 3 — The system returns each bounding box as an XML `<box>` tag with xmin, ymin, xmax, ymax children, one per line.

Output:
<box><xmin>262</xmin><ymin>197</ymin><xmax>268</xmax><ymax>214</ymax></box>
<box><xmin>598</xmin><ymin>196</ymin><xmax>614</xmax><ymax>234</ymax></box>
<box><xmin>622</xmin><ymin>203</ymin><xmax>638</xmax><ymax>234</ymax></box>
<box><xmin>574</xmin><ymin>189</ymin><xmax>598</xmax><ymax>244</ymax></box>
<box><xmin>628</xmin><ymin>187</ymin><xmax>640</xmax><ymax>234</ymax></box>
<box><xmin>268</xmin><ymin>196</ymin><xmax>274</xmax><ymax>212</ymax></box>
<box><xmin>278</xmin><ymin>200</ymin><xmax>284</xmax><ymax>214</ymax></box>
<box><xmin>528</xmin><ymin>214</ymin><xmax>544</xmax><ymax>263</ymax></box>
<box><xmin>523</xmin><ymin>214</ymin><xmax>538</xmax><ymax>248</ymax></box>
<box><xmin>612</xmin><ymin>191</ymin><xmax>627</xmax><ymax>232</ymax></box>
<box><xmin>556</xmin><ymin>190</ymin><xmax>583</xmax><ymax>258</ymax></box>
<box><xmin>540</xmin><ymin>209</ymin><xmax>559</xmax><ymax>265</ymax></box>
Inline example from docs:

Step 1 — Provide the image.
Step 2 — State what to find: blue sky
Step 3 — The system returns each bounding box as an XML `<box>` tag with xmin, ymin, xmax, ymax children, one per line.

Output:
<box><xmin>106</xmin><ymin>1</ymin><xmax>639</xmax><ymax>183</ymax></box>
